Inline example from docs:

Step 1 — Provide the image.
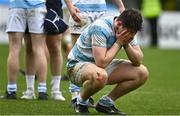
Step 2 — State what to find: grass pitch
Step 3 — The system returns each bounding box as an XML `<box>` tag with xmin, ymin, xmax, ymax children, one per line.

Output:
<box><xmin>0</xmin><ymin>44</ymin><xmax>180</xmax><ymax>115</ymax></box>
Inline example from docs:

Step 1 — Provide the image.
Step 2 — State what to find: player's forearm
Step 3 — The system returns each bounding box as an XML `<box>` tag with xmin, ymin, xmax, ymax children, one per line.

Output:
<box><xmin>113</xmin><ymin>0</ymin><xmax>125</xmax><ymax>13</ymax></box>
<box><xmin>95</xmin><ymin>42</ymin><xmax>122</xmax><ymax>68</ymax></box>
<box><xmin>64</xmin><ymin>0</ymin><xmax>74</xmax><ymax>12</ymax></box>
<box><xmin>64</xmin><ymin>0</ymin><xmax>81</xmax><ymax>22</ymax></box>
<box><xmin>124</xmin><ymin>44</ymin><xmax>143</xmax><ymax>66</ymax></box>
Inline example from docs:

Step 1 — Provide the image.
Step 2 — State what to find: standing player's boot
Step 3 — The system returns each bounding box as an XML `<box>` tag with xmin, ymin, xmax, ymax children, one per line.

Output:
<box><xmin>38</xmin><ymin>92</ymin><xmax>48</xmax><ymax>100</ymax></box>
<box><xmin>51</xmin><ymin>91</ymin><xmax>65</xmax><ymax>101</ymax></box>
<box><xmin>5</xmin><ymin>91</ymin><xmax>16</xmax><ymax>99</ymax></box>
<box><xmin>21</xmin><ymin>89</ymin><xmax>36</xmax><ymax>99</ymax></box>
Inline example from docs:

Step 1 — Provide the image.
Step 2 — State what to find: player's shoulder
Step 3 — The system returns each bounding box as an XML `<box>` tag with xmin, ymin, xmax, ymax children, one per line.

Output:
<box><xmin>92</xmin><ymin>17</ymin><xmax>109</xmax><ymax>26</ymax></box>
<box><xmin>92</xmin><ymin>17</ymin><xmax>113</xmax><ymax>30</ymax></box>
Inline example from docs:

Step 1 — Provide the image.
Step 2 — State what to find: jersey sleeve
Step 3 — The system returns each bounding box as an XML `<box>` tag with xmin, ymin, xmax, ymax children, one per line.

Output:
<box><xmin>130</xmin><ymin>35</ymin><xmax>139</xmax><ymax>46</ymax></box>
<box><xmin>89</xmin><ymin>25</ymin><xmax>109</xmax><ymax>48</ymax></box>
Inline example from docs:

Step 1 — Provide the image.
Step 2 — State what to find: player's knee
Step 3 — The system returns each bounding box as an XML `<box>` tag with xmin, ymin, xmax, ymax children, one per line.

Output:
<box><xmin>10</xmin><ymin>47</ymin><xmax>21</xmax><ymax>57</ymax></box>
<box><xmin>32</xmin><ymin>44</ymin><xmax>44</xmax><ymax>54</ymax></box>
<box><xmin>97</xmin><ymin>70</ymin><xmax>108</xmax><ymax>82</ymax></box>
<box><xmin>48</xmin><ymin>44</ymin><xmax>60</xmax><ymax>56</ymax></box>
<box><xmin>94</xmin><ymin>72</ymin><xmax>108</xmax><ymax>89</ymax></box>
<box><xmin>49</xmin><ymin>47</ymin><xmax>60</xmax><ymax>56</ymax></box>
<box><xmin>138</xmin><ymin>65</ymin><xmax>149</xmax><ymax>84</ymax></box>
<box><xmin>86</xmin><ymin>73</ymin><xmax>106</xmax><ymax>90</ymax></box>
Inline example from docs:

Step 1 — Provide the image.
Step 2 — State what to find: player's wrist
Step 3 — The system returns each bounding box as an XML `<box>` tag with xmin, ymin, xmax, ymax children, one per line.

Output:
<box><xmin>115</xmin><ymin>41</ymin><xmax>123</xmax><ymax>48</ymax></box>
<box><xmin>123</xmin><ymin>44</ymin><xmax>130</xmax><ymax>49</ymax></box>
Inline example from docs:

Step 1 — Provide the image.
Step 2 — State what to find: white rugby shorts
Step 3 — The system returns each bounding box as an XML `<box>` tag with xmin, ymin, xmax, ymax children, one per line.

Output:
<box><xmin>6</xmin><ymin>7</ymin><xmax>47</xmax><ymax>34</ymax></box>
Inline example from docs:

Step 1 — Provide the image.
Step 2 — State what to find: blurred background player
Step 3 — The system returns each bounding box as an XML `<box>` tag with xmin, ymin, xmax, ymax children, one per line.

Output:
<box><xmin>5</xmin><ymin>0</ymin><xmax>47</xmax><ymax>99</ymax></box>
<box><xmin>64</xmin><ymin>0</ymin><xmax>125</xmax><ymax>106</ymax></box>
<box><xmin>140</xmin><ymin>0</ymin><xmax>162</xmax><ymax>47</ymax></box>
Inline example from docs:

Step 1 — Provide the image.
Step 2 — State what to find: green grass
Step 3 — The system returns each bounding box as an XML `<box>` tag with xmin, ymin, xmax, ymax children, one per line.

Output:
<box><xmin>0</xmin><ymin>44</ymin><xmax>180</xmax><ymax>115</ymax></box>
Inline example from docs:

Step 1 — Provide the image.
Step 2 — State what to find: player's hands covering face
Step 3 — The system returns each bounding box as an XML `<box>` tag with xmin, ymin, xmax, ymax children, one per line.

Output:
<box><xmin>116</xmin><ymin>27</ymin><xmax>135</xmax><ymax>45</ymax></box>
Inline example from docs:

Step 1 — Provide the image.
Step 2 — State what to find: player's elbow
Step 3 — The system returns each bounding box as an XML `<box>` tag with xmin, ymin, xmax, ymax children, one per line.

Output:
<box><xmin>132</xmin><ymin>54</ymin><xmax>144</xmax><ymax>66</ymax></box>
<box><xmin>97</xmin><ymin>64</ymin><xmax>106</xmax><ymax>68</ymax></box>
<box><xmin>131</xmin><ymin>56</ymin><xmax>143</xmax><ymax>66</ymax></box>
<box><xmin>132</xmin><ymin>60</ymin><xmax>142</xmax><ymax>66</ymax></box>
<box><xmin>96</xmin><ymin>61</ymin><xmax>107</xmax><ymax>68</ymax></box>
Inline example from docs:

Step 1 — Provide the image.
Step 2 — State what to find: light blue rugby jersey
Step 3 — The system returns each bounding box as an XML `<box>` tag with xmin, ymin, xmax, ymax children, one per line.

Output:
<box><xmin>9</xmin><ymin>0</ymin><xmax>45</xmax><ymax>8</ymax></box>
<box><xmin>74</xmin><ymin>0</ymin><xmax>107</xmax><ymax>12</ymax></box>
<box><xmin>67</xmin><ymin>17</ymin><xmax>138</xmax><ymax>68</ymax></box>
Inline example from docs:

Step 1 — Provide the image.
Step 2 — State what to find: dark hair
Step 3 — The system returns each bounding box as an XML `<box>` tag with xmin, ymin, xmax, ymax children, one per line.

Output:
<box><xmin>117</xmin><ymin>8</ymin><xmax>143</xmax><ymax>32</ymax></box>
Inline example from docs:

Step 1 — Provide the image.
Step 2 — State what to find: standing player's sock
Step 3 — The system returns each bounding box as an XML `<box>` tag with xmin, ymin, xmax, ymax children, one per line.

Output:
<box><xmin>51</xmin><ymin>75</ymin><xmax>61</xmax><ymax>92</ymax></box>
<box><xmin>38</xmin><ymin>82</ymin><xmax>47</xmax><ymax>93</ymax></box>
<box><xmin>7</xmin><ymin>83</ymin><xmax>17</xmax><ymax>92</ymax></box>
<box><xmin>25</xmin><ymin>75</ymin><xmax>35</xmax><ymax>90</ymax></box>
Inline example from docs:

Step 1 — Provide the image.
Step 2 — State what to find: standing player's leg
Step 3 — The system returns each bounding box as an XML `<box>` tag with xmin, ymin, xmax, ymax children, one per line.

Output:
<box><xmin>6</xmin><ymin>32</ymin><xmax>24</xmax><ymax>99</ymax></box>
<box><xmin>21</xmin><ymin>32</ymin><xmax>36</xmax><ymax>99</ymax></box>
<box><xmin>46</xmin><ymin>34</ymin><xmax>65</xmax><ymax>101</ymax></box>
<box><xmin>22</xmin><ymin>28</ymin><xmax>50</xmax><ymax>100</ymax></box>
<box><xmin>5</xmin><ymin>7</ymin><xmax>26</xmax><ymax>99</ymax></box>
<box><xmin>44</xmin><ymin>4</ymin><xmax>68</xmax><ymax>100</ymax></box>
<box><xmin>29</xmin><ymin>7</ymin><xmax>48</xmax><ymax>100</ymax></box>
<box><xmin>31</xmin><ymin>33</ymin><xmax>48</xmax><ymax>100</ymax></box>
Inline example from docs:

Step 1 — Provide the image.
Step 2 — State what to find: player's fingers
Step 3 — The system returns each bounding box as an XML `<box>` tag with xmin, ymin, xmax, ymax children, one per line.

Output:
<box><xmin>72</xmin><ymin>14</ymin><xmax>81</xmax><ymax>22</ymax></box>
<box><xmin>116</xmin><ymin>29</ymin><xmax>128</xmax><ymax>38</ymax></box>
<box><xmin>75</xmin><ymin>8</ymin><xmax>80</xmax><ymax>13</ymax></box>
